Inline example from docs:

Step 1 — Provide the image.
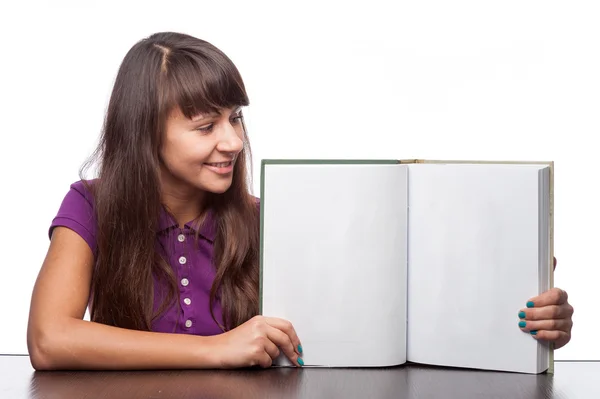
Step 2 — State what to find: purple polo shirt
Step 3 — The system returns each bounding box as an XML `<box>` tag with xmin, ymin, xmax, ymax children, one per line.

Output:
<box><xmin>48</xmin><ymin>180</ymin><xmax>226</xmax><ymax>336</ymax></box>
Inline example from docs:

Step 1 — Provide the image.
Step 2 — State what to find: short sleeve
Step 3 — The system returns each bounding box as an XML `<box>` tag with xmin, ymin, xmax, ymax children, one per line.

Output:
<box><xmin>49</xmin><ymin>180</ymin><xmax>98</xmax><ymax>256</ymax></box>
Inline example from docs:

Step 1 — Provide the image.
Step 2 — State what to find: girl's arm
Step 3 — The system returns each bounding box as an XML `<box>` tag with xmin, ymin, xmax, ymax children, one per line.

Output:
<box><xmin>27</xmin><ymin>226</ymin><xmax>219</xmax><ymax>370</ymax></box>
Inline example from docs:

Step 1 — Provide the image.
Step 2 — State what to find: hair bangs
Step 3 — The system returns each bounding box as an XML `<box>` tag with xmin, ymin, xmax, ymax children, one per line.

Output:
<box><xmin>164</xmin><ymin>50</ymin><xmax>249</xmax><ymax>120</ymax></box>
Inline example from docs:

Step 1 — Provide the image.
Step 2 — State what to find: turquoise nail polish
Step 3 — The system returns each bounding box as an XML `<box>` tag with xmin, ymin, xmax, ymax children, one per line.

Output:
<box><xmin>518</xmin><ymin>311</ymin><xmax>526</xmax><ymax>319</ymax></box>
<box><xmin>530</xmin><ymin>330</ymin><xmax>538</xmax><ymax>335</ymax></box>
<box><xmin>298</xmin><ymin>358</ymin><xmax>304</xmax><ymax>366</ymax></box>
<box><xmin>298</xmin><ymin>344</ymin><xmax>303</xmax><ymax>353</ymax></box>
<box><xmin>527</xmin><ymin>301</ymin><xmax>534</xmax><ymax>308</ymax></box>
<box><xmin>519</xmin><ymin>321</ymin><xmax>526</xmax><ymax>328</ymax></box>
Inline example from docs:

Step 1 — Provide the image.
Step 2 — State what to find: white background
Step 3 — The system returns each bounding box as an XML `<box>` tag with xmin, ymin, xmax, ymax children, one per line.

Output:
<box><xmin>0</xmin><ymin>1</ymin><xmax>597</xmax><ymax>360</ymax></box>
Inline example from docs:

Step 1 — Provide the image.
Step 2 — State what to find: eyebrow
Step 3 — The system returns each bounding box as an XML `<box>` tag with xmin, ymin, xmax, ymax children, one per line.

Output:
<box><xmin>191</xmin><ymin>106</ymin><xmax>242</xmax><ymax>122</ymax></box>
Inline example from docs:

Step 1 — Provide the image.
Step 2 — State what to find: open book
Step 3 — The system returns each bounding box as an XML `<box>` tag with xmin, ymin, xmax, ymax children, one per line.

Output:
<box><xmin>259</xmin><ymin>159</ymin><xmax>553</xmax><ymax>374</ymax></box>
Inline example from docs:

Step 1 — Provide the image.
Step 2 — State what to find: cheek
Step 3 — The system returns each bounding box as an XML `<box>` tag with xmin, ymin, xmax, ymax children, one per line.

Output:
<box><xmin>161</xmin><ymin>138</ymin><xmax>211</xmax><ymax>173</ymax></box>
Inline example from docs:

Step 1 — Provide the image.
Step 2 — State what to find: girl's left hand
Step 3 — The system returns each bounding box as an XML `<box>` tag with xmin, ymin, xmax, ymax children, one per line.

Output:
<box><xmin>518</xmin><ymin>257</ymin><xmax>574</xmax><ymax>349</ymax></box>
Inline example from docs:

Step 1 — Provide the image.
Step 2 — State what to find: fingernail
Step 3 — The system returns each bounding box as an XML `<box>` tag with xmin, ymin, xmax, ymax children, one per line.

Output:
<box><xmin>297</xmin><ymin>344</ymin><xmax>303</xmax><ymax>353</ymax></box>
<box><xmin>527</xmin><ymin>301</ymin><xmax>535</xmax><ymax>308</ymax></box>
<box><xmin>518</xmin><ymin>311</ymin><xmax>526</xmax><ymax>318</ymax></box>
<box><xmin>519</xmin><ymin>321</ymin><xmax>526</xmax><ymax>328</ymax></box>
<box><xmin>530</xmin><ymin>330</ymin><xmax>538</xmax><ymax>335</ymax></box>
<box><xmin>297</xmin><ymin>358</ymin><xmax>304</xmax><ymax>366</ymax></box>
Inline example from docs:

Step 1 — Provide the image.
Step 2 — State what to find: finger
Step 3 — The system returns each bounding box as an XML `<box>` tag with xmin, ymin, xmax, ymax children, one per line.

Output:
<box><xmin>263</xmin><ymin>317</ymin><xmax>303</xmax><ymax>355</ymax></box>
<box><xmin>553</xmin><ymin>256</ymin><xmax>557</xmax><ymax>271</ymax></box>
<box><xmin>530</xmin><ymin>329</ymin><xmax>571</xmax><ymax>348</ymax></box>
<box><xmin>265</xmin><ymin>325</ymin><xmax>303</xmax><ymax>366</ymax></box>
<box><xmin>263</xmin><ymin>339</ymin><xmax>280</xmax><ymax>360</ymax></box>
<box><xmin>518</xmin><ymin>318</ymin><xmax>572</xmax><ymax>333</ymax></box>
<box><xmin>257</xmin><ymin>351</ymin><xmax>273</xmax><ymax>368</ymax></box>
<box><xmin>525</xmin><ymin>287</ymin><xmax>568</xmax><ymax>308</ymax></box>
<box><xmin>518</xmin><ymin>304</ymin><xmax>574</xmax><ymax>321</ymax></box>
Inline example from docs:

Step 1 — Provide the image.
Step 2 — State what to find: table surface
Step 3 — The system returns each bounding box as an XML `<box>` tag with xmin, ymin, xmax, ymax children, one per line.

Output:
<box><xmin>1</xmin><ymin>356</ymin><xmax>599</xmax><ymax>399</ymax></box>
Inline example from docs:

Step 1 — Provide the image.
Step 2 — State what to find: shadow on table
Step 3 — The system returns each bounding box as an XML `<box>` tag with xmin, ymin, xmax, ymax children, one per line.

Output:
<box><xmin>404</xmin><ymin>363</ymin><xmax>556</xmax><ymax>399</ymax></box>
<box><xmin>28</xmin><ymin>366</ymin><xmax>304</xmax><ymax>399</ymax></box>
<box><xmin>28</xmin><ymin>363</ymin><xmax>556</xmax><ymax>399</ymax></box>
<box><xmin>276</xmin><ymin>364</ymin><xmax>556</xmax><ymax>399</ymax></box>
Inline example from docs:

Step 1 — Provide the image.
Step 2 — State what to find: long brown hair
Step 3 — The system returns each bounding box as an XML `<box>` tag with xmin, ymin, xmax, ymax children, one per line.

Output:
<box><xmin>79</xmin><ymin>32</ymin><xmax>259</xmax><ymax>332</ymax></box>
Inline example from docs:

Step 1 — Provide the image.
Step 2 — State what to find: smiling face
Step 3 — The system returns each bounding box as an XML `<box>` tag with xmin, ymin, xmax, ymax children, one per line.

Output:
<box><xmin>158</xmin><ymin>105</ymin><xmax>246</xmax><ymax>199</ymax></box>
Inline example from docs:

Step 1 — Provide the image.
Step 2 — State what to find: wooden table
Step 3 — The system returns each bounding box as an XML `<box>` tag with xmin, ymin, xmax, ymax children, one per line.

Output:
<box><xmin>1</xmin><ymin>356</ymin><xmax>599</xmax><ymax>398</ymax></box>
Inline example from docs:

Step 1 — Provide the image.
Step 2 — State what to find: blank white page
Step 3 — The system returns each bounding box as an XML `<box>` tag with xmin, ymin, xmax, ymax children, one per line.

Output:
<box><xmin>261</xmin><ymin>163</ymin><xmax>408</xmax><ymax>367</ymax></box>
<box><xmin>406</xmin><ymin>163</ymin><xmax>550</xmax><ymax>374</ymax></box>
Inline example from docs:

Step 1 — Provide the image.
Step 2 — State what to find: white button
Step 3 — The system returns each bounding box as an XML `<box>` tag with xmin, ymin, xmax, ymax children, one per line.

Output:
<box><xmin>179</xmin><ymin>256</ymin><xmax>187</xmax><ymax>264</ymax></box>
<box><xmin>185</xmin><ymin>319</ymin><xmax>192</xmax><ymax>328</ymax></box>
<box><xmin>184</xmin><ymin>298</ymin><xmax>191</xmax><ymax>305</ymax></box>
<box><xmin>178</xmin><ymin>234</ymin><xmax>185</xmax><ymax>242</ymax></box>
<box><xmin>181</xmin><ymin>278</ymin><xmax>189</xmax><ymax>286</ymax></box>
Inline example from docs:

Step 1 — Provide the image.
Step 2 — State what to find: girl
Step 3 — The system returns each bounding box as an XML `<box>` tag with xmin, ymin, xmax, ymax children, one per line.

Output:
<box><xmin>27</xmin><ymin>31</ymin><xmax>302</xmax><ymax>370</ymax></box>
<box><xmin>26</xmin><ymin>31</ymin><xmax>573</xmax><ymax>371</ymax></box>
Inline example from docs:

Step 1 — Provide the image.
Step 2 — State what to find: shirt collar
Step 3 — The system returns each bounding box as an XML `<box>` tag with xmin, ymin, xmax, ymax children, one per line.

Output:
<box><xmin>157</xmin><ymin>206</ymin><xmax>216</xmax><ymax>243</ymax></box>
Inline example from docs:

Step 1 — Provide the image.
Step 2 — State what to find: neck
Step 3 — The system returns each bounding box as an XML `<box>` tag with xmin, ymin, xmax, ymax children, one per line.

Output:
<box><xmin>160</xmin><ymin>171</ymin><xmax>206</xmax><ymax>228</ymax></box>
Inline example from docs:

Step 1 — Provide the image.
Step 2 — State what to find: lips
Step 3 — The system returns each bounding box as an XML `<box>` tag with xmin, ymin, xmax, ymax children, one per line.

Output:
<box><xmin>203</xmin><ymin>160</ymin><xmax>235</xmax><ymax>175</ymax></box>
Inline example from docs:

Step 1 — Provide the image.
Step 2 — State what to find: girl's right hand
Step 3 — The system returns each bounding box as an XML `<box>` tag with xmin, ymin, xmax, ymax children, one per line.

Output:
<box><xmin>211</xmin><ymin>315</ymin><xmax>304</xmax><ymax>368</ymax></box>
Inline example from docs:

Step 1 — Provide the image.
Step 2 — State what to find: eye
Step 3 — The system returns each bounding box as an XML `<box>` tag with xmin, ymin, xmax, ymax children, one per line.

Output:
<box><xmin>231</xmin><ymin>114</ymin><xmax>244</xmax><ymax>124</ymax></box>
<box><xmin>195</xmin><ymin>123</ymin><xmax>214</xmax><ymax>133</ymax></box>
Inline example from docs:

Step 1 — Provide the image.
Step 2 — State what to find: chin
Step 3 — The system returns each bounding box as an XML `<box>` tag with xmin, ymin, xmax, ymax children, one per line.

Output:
<box><xmin>200</xmin><ymin>180</ymin><xmax>234</xmax><ymax>195</ymax></box>
<box><xmin>208</xmin><ymin>186</ymin><xmax>231</xmax><ymax>194</ymax></box>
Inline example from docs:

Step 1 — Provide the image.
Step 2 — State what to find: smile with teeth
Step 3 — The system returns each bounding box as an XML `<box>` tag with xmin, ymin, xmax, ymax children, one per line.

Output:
<box><xmin>205</xmin><ymin>161</ymin><xmax>232</xmax><ymax>167</ymax></box>
<box><xmin>204</xmin><ymin>160</ymin><xmax>235</xmax><ymax>174</ymax></box>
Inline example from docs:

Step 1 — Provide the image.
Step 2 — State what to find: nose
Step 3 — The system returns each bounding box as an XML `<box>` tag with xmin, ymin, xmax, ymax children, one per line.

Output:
<box><xmin>217</xmin><ymin>120</ymin><xmax>244</xmax><ymax>154</ymax></box>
